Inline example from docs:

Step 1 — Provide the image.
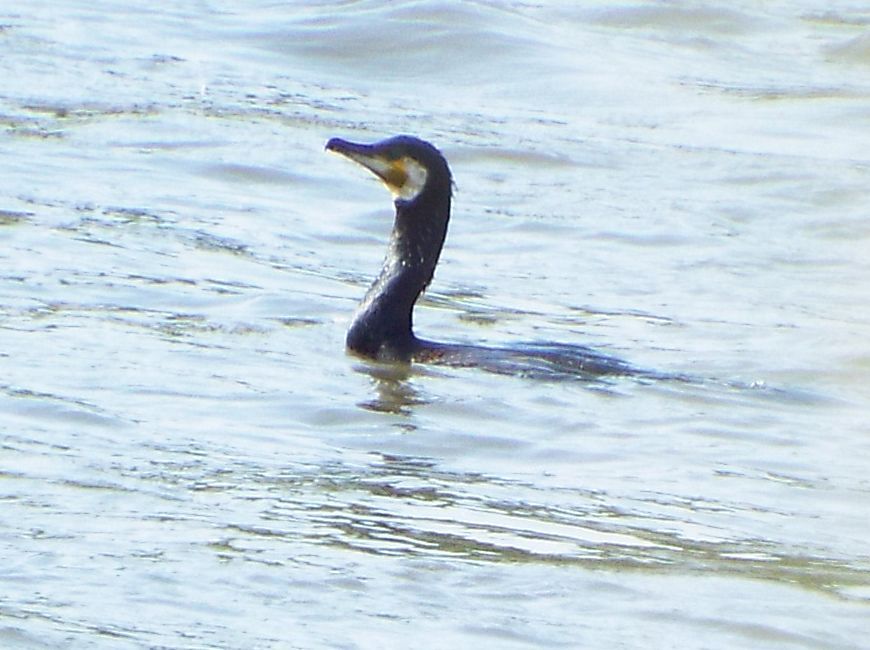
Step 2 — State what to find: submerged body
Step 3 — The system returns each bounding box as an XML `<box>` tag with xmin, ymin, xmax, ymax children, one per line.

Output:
<box><xmin>327</xmin><ymin>135</ymin><xmax>639</xmax><ymax>379</ymax></box>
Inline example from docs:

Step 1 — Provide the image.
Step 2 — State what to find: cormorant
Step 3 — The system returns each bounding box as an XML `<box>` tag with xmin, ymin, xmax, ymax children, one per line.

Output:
<box><xmin>326</xmin><ymin>134</ymin><xmax>637</xmax><ymax>379</ymax></box>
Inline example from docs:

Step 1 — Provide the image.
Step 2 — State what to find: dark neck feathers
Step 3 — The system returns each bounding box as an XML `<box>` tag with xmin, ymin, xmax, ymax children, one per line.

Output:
<box><xmin>346</xmin><ymin>187</ymin><xmax>451</xmax><ymax>360</ymax></box>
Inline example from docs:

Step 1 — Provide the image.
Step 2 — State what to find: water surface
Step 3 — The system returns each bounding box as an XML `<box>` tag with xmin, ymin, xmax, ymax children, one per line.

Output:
<box><xmin>2</xmin><ymin>1</ymin><xmax>869</xmax><ymax>648</ymax></box>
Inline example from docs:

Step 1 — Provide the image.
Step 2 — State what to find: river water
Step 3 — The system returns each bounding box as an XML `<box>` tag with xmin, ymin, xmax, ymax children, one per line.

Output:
<box><xmin>2</xmin><ymin>1</ymin><xmax>869</xmax><ymax>648</ymax></box>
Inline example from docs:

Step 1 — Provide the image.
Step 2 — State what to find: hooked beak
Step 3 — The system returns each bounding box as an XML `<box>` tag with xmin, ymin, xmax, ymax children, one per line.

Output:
<box><xmin>326</xmin><ymin>137</ymin><xmax>408</xmax><ymax>190</ymax></box>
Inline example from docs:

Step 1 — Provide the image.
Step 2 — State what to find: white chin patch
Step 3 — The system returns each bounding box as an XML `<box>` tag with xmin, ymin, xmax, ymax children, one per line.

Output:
<box><xmin>393</xmin><ymin>157</ymin><xmax>428</xmax><ymax>201</ymax></box>
<box><xmin>340</xmin><ymin>151</ymin><xmax>429</xmax><ymax>202</ymax></box>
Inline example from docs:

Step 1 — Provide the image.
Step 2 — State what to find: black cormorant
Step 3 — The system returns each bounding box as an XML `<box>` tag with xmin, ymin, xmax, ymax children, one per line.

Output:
<box><xmin>326</xmin><ymin>134</ymin><xmax>637</xmax><ymax>379</ymax></box>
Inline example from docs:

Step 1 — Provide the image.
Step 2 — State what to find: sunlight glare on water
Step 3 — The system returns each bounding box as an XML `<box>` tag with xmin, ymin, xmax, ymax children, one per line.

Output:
<box><xmin>2</xmin><ymin>1</ymin><xmax>869</xmax><ymax>648</ymax></box>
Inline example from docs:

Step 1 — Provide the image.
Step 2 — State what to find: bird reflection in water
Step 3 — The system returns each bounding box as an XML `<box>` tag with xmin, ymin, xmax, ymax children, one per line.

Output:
<box><xmin>354</xmin><ymin>361</ymin><xmax>430</xmax><ymax>415</ymax></box>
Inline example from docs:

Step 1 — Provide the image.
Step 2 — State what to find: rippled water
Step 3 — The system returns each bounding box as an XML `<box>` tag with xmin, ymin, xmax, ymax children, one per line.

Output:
<box><xmin>2</xmin><ymin>1</ymin><xmax>869</xmax><ymax>648</ymax></box>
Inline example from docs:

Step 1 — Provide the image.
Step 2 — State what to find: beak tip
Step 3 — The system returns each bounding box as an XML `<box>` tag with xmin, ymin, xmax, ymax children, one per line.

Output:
<box><xmin>325</xmin><ymin>137</ymin><xmax>349</xmax><ymax>154</ymax></box>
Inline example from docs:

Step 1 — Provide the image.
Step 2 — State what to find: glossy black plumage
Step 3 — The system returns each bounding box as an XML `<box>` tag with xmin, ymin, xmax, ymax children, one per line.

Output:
<box><xmin>327</xmin><ymin>135</ymin><xmax>451</xmax><ymax>361</ymax></box>
<box><xmin>327</xmin><ymin>134</ymin><xmax>643</xmax><ymax>379</ymax></box>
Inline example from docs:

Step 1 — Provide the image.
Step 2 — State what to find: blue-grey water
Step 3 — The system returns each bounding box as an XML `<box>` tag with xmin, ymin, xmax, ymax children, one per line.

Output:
<box><xmin>2</xmin><ymin>1</ymin><xmax>869</xmax><ymax>648</ymax></box>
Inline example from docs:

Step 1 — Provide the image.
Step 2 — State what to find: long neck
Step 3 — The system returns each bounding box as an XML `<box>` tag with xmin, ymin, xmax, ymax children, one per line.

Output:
<box><xmin>347</xmin><ymin>190</ymin><xmax>450</xmax><ymax>360</ymax></box>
